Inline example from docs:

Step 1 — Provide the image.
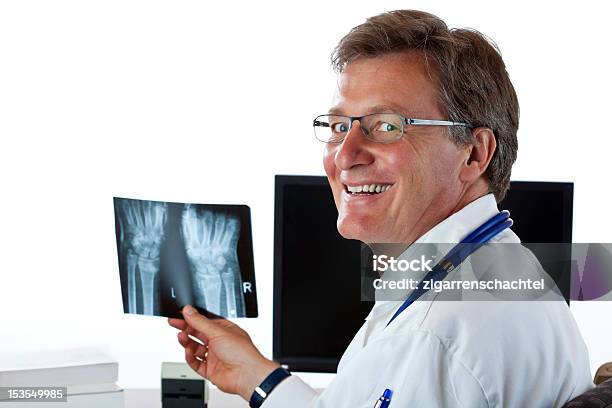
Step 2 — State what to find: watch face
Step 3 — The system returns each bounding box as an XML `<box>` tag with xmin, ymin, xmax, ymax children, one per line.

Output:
<box><xmin>114</xmin><ymin>197</ymin><xmax>258</xmax><ymax>319</ymax></box>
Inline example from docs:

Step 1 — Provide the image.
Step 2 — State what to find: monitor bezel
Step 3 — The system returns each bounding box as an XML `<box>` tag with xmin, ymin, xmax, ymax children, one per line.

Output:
<box><xmin>273</xmin><ymin>175</ymin><xmax>341</xmax><ymax>372</ymax></box>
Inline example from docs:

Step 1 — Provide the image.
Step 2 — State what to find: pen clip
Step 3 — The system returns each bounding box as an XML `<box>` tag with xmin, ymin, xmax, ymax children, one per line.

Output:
<box><xmin>373</xmin><ymin>388</ymin><xmax>393</xmax><ymax>408</ymax></box>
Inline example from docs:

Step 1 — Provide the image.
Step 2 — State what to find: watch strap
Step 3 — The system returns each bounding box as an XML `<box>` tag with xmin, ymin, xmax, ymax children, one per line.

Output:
<box><xmin>249</xmin><ymin>367</ymin><xmax>291</xmax><ymax>408</ymax></box>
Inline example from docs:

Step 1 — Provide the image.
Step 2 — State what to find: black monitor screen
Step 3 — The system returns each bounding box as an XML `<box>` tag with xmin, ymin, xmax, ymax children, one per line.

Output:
<box><xmin>273</xmin><ymin>175</ymin><xmax>573</xmax><ymax>373</ymax></box>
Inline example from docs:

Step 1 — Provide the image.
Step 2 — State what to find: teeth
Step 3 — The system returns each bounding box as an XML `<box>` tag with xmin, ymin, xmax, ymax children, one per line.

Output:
<box><xmin>347</xmin><ymin>184</ymin><xmax>392</xmax><ymax>194</ymax></box>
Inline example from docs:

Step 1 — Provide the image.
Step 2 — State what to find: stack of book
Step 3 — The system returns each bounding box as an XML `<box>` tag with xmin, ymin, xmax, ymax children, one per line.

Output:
<box><xmin>0</xmin><ymin>349</ymin><xmax>123</xmax><ymax>407</ymax></box>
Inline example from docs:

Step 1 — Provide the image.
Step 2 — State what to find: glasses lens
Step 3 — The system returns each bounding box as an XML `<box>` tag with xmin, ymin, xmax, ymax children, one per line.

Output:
<box><xmin>314</xmin><ymin>115</ymin><xmax>350</xmax><ymax>143</ymax></box>
<box><xmin>362</xmin><ymin>113</ymin><xmax>403</xmax><ymax>143</ymax></box>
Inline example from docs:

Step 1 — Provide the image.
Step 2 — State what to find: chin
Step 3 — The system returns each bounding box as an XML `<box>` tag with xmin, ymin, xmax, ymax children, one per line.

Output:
<box><xmin>336</xmin><ymin>216</ymin><xmax>380</xmax><ymax>243</ymax></box>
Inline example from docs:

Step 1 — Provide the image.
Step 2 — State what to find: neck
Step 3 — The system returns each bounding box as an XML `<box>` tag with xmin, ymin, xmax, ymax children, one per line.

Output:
<box><xmin>450</xmin><ymin>179</ymin><xmax>492</xmax><ymax>215</ymax></box>
<box><xmin>400</xmin><ymin>180</ymin><xmax>491</xmax><ymax>245</ymax></box>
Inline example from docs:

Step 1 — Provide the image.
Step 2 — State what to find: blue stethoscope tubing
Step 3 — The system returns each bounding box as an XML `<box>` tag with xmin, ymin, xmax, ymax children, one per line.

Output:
<box><xmin>385</xmin><ymin>210</ymin><xmax>512</xmax><ymax>327</ymax></box>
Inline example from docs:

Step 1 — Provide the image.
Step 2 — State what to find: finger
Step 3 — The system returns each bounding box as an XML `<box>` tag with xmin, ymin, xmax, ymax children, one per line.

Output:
<box><xmin>227</xmin><ymin>216</ymin><xmax>240</xmax><ymax>247</ymax></box>
<box><xmin>201</xmin><ymin>211</ymin><xmax>214</xmax><ymax>244</ymax></box>
<box><xmin>184</xmin><ymin>325</ymin><xmax>207</xmax><ymax>341</ymax></box>
<box><xmin>185</xmin><ymin>346</ymin><xmax>207</xmax><ymax>378</ymax></box>
<box><xmin>170</xmin><ymin>317</ymin><xmax>208</xmax><ymax>342</ymax></box>
<box><xmin>178</xmin><ymin>330</ymin><xmax>206</xmax><ymax>348</ymax></box>
<box><xmin>143</xmin><ymin>201</ymin><xmax>152</xmax><ymax>228</ymax></box>
<box><xmin>153</xmin><ymin>203</ymin><xmax>167</xmax><ymax>230</ymax></box>
<box><xmin>178</xmin><ymin>332</ymin><xmax>208</xmax><ymax>359</ymax></box>
<box><xmin>168</xmin><ymin>318</ymin><xmax>187</xmax><ymax>330</ymax></box>
<box><xmin>177</xmin><ymin>331</ymin><xmax>206</xmax><ymax>355</ymax></box>
<box><xmin>183</xmin><ymin>205</ymin><xmax>200</xmax><ymax>247</ymax></box>
<box><xmin>182</xmin><ymin>305</ymin><xmax>225</xmax><ymax>341</ymax></box>
<box><xmin>213</xmin><ymin>213</ymin><xmax>225</xmax><ymax>246</ymax></box>
<box><xmin>193</xmin><ymin>342</ymin><xmax>208</xmax><ymax>359</ymax></box>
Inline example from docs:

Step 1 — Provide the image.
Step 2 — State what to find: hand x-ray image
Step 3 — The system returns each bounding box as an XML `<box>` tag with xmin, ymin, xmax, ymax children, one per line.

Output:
<box><xmin>113</xmin><ymin>197</ymin><xmax>258</xmax><ymax>319</ymax></box>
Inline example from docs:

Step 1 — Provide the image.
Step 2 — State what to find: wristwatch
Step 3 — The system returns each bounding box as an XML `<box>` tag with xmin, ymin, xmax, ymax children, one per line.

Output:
<box><xmin>249</xmin><ymin>367</ymin><xmax>292</xmax><ymax>408</ymax></box>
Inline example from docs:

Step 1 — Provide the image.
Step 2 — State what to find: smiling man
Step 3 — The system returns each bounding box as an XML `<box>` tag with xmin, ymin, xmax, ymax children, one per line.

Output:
<box><xmin>321</xmin><ymin>52</ymin><xmax>493</xmax><ymax>244</ymax></box>
<box><xmin>168</xmin><ymin>10</ymin><xmax>592</xmax><ymax>407</ymax></box>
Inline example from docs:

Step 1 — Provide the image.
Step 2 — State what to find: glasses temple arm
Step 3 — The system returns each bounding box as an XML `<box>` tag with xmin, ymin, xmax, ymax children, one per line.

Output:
<box><xmin>405</xmin><ymin>118</ymin><xmax>472</xmax><ymax>128</ymax></box>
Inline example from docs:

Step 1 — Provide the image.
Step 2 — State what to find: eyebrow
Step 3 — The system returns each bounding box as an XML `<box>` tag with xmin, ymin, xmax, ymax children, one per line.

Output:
<box><xmin>327</xmin><ymin>104</ymin><xmax>420</xmax><ymax>117</ymax></box>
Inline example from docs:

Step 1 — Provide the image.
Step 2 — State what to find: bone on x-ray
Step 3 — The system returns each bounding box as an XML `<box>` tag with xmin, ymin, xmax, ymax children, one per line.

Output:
<box><xmin>113</xmin><ymin>198</ymin><xmax>257</xmax><ymax>319</ymax></box>
<box><xmin>117</xmin><ymin>199</ymin><xmax>167</xmax><ymax>316</ymax></box>
<box><xmin>181</xmin><ymin>204</ymin><xmax>246</xmax><ymax>318</ymax></box>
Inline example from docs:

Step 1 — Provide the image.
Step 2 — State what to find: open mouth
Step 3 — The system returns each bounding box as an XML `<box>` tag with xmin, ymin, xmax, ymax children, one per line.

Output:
<box><xmin>345</xmin><ymin>183</ymin><xmax>393</xmax><ymax>195</ymax></box>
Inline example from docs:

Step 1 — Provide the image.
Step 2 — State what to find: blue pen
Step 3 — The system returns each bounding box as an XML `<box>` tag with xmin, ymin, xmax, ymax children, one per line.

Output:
<box><xmin>373</xmin><ymin>389</ymin><xmax>393</xmax><ymax>408</ymax></box>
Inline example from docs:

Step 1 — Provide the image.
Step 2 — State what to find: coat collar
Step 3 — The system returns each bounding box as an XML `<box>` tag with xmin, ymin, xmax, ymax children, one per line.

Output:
<box><xmin>364</xmin><ymin>193</ymin><xmax>504</xmax><ymax>322</ymax></box>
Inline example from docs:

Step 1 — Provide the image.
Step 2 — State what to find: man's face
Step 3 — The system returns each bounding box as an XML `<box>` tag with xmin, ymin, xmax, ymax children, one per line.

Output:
<box><xmin>323</xmin><ymin>52</ymin><xmax>468</xmax><ymax>243</ymax></box>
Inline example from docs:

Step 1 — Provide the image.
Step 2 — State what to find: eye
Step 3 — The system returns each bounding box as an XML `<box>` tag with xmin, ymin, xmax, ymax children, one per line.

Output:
<box><xmin>376</xmin><ymin>122</ymin><xmax>399</xmax><ymax>132</ymax></box>
<box><xmin>331</xmin><ymin>122</ymin><xmax>349</xmax><ymax>133</ymax></box>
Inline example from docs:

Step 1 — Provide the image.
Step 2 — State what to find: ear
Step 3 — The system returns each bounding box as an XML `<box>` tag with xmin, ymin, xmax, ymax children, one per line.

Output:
<box><xmin>459</xmin><ymin>127</ymin><xmax>496</xmax><ymax>183</ymax></box>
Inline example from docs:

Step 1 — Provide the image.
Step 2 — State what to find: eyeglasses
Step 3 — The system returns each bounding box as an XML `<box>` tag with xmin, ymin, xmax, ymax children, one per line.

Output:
<box><xmin>313</xmin><ymin>113</ymin><xmax>472</xmax><ymax>144</ymax></box>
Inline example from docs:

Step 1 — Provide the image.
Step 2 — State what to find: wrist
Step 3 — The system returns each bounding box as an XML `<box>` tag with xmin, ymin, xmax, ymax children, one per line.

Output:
<box><xmin>238</xmin><ymin>359</ymin><xmax>280</xmax><ymax>401</ymax></box>
<box><xmin>247</xmin><ymin>367</ymin><xmax>292</xmax><ymax>408</ymax></box>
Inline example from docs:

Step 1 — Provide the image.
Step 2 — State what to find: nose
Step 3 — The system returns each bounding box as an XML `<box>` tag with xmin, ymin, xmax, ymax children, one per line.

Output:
<box><xmin>333</xmin><ymin>120</ymin><xmax>375</xmax><ymax>171</ymax></box>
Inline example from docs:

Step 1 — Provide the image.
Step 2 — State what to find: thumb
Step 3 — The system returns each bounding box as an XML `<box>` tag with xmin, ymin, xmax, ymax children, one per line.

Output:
<box><xmin>182</xmin><ymin>305</ymin><xmax>223</xmax><ymax>340</ymax></box>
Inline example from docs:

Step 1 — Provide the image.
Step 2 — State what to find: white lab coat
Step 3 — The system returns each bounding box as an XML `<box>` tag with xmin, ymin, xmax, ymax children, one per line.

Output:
<box><xmin>262</xmin><ymin>194</ymin><xmax>593</xmax><ymax>407</ymax></box>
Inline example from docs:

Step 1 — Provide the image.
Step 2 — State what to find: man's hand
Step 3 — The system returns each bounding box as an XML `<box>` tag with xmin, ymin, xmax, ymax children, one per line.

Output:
<box><xmin>168</xmin><ymin>305</ymin><xmax>280</xmax><ymax>401</ymax></box>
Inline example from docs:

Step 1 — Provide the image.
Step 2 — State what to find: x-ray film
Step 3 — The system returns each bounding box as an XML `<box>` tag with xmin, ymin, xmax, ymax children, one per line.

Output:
<box><xmin>113</xmin><ymin>197</ymin><xmax>258</xmax><ymax>319</ymax></box>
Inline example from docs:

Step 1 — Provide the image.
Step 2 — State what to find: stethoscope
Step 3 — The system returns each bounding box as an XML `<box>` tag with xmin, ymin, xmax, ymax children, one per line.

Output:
<box><xmin>386</xmin><ymin>210</ymin><xmax>513</xmax><ymax>327</ymax></box>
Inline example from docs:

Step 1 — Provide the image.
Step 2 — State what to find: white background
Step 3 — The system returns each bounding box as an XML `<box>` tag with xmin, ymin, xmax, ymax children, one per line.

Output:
<box><xmin>1</xmin><ymin>0</ymin><xmax>611</xmax><ymax>390</ymax></box>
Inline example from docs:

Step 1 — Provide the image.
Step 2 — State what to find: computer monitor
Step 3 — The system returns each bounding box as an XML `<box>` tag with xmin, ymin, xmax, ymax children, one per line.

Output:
<box><xmin>273</xmin><ymin>175</ymin><xmax>574</xmax><ymax>373</ymax></box>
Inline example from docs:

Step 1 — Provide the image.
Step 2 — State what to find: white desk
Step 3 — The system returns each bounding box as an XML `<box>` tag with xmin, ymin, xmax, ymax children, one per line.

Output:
<box><xmin>125</xmin><ymin>388</ymin><xmax>247</xmax><ymax>407</ymax></box>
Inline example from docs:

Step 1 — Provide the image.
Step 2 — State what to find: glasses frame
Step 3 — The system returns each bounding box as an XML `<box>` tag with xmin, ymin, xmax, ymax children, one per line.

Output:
<box><xmin>313</xmin><ymin>113</ymin><xmax>473</xmax><ymax>144</ymax></box>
